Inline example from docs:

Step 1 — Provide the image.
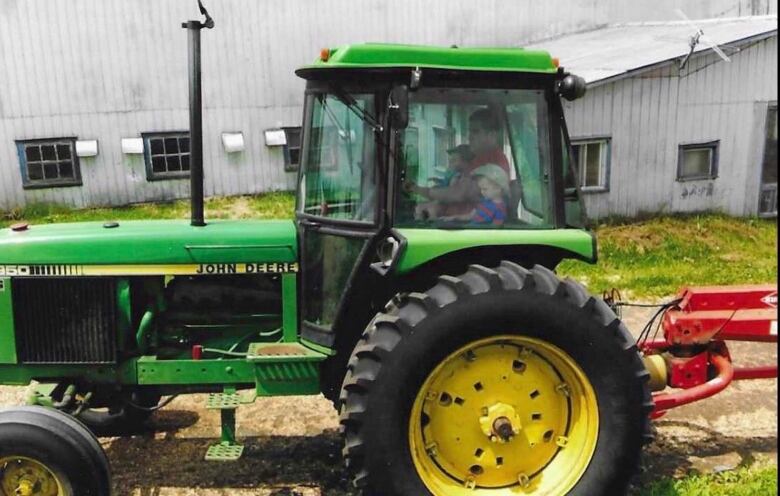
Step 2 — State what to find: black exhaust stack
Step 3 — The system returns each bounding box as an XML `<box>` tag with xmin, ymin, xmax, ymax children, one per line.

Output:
<box><xmin>183</xmin><ymin>1</ymin><xmax>214</xmax><ymax>227</ymax></box>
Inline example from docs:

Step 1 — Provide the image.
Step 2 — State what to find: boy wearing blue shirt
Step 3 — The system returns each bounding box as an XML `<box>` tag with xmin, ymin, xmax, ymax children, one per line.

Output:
<box><xmin>443</xmin><ymin>163</ymin><xmax>509</xmax><ymax>226</ymax></box>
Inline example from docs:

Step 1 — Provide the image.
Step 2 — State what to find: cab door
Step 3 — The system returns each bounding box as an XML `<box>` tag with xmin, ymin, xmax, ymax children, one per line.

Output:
<box><xmin>296</xmin><ymin>89</ymin><xmax>386</xmax><ymax>347</ymax></box>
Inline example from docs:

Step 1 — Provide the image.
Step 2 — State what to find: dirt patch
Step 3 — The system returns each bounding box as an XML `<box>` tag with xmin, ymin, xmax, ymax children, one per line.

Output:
<box><xmin>600</xmin><ymin>224</ymin><xmax>668</xmax><ymax>251</ymax></box>
<box><xmin>105</xmin><ymin>395</ymin><xmax>353</xmax><ymax>496</ymax></box>
<box><xmin>0</xmin><ymin>308</ymin><xmax>775</xmax><ymax>495</ymax></box>
<box><xmin>206</xmin><ymin>197</ymin><xmax>256</xmax><ymax>220</ymax></box>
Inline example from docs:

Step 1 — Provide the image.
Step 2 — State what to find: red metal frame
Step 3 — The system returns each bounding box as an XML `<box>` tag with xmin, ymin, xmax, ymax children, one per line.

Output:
<box><xmin>732</xmin><ymin>365</ymin><xmax>777</xmax><ymax>380</ymax></box>
<box><xmin>662</xmin><ymin>285</ymin><xmax>777</xmax><ymax>344</ymax></box>
<box><xmin>651</xmin><ymin>345</ymin><xmax>733</xmax><ymax>418</ymax></box>
<box><xmin>667</xmin><ymin>351</ymin><xmax>709</xmax><ymax>389</ymax></box>
<box><xmin>640</xmin><ymin>285</ymin><xmax>777</xmax><ymax>418</ymax></box>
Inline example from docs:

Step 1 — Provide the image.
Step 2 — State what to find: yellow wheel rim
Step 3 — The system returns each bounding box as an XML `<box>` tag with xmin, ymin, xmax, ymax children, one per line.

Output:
<box><xmin>409</xmin><ymin>336</ymin><xmax>599</xmax><ymax>495</ymax></box>
<box><xmin>0</xmin><ymin>456</ymin><xmax>65</xmax><ymax>496</ymax></box>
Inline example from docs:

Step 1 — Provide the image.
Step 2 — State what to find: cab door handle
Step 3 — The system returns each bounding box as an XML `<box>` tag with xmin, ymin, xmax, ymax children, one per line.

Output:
<box><xmin>299</xmin><ymin>219</ymin><xmax>321</xmax><ymax>229</ymax></box>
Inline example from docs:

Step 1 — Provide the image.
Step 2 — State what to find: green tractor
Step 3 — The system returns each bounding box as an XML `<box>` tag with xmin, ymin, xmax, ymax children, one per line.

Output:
<box><xmin>0</xmin><ymin>11</ymin><xmax>652</xmax><ymax>496</ymax></box>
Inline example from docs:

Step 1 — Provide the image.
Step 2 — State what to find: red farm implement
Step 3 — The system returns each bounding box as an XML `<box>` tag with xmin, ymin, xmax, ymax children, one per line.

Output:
<box><xmin>635</xmin><ymin>285</ymin><xmax>777</xmax><ymax>418</ymax></box>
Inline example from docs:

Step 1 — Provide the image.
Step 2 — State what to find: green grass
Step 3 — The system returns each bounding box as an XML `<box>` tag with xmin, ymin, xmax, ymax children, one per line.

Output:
<box><xmin>558</xmin><ymin>215</ymin><xmax>777</xmax><ymax>299</ymax></box>
<box><xmin>0</xmin><ymin>193</ymin><xmax>295</xmax><ymax>228</ymax></box>
<box><xmin>638</xmin><ymin>465</ymin><xmax>778</xmax><ymax>496</ymax></box>
<box><xmin>2</xmin><ymin>199</ymin><xmax>776</xmax><ymax>299</ymax></box>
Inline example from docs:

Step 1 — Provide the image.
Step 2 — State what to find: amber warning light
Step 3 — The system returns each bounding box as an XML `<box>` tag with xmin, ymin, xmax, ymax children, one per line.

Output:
<box><xmin>552</xmin><ymin>57</ymin><xmax>560</xmax><ymax>68</ymax></box>
<box><xmin>320</xmin><ymin>48</ymin><xmax>330</xmax><ymax>62</ymax></box>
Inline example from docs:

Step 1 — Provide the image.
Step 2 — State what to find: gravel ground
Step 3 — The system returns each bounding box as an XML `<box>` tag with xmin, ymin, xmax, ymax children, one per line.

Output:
<box><xmin>0</xmin><ymin>308</ymin><xmax>776</xmax><ymax>495</ymax></box>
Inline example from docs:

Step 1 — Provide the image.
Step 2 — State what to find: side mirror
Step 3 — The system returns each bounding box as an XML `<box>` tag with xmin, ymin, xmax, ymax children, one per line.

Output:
<box><xmin>388</xmin><ymin>85</ymin><xmax>409</xmax><ymax>129</ymax></box>
<box><xmin>559</xmin><ymin>74</ymin><xmax>587</xmax><ymax>101</ymax></box>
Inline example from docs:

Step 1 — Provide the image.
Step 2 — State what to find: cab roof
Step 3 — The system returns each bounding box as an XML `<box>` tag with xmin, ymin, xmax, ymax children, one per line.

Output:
<box><xmin>296</xmin><ymin>43</ymin><xmax>558</xmax><ymax>76</ymax></box>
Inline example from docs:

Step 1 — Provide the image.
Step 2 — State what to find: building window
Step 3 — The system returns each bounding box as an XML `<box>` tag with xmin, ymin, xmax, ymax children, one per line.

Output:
<box><xmin>16</xmin><ymin>138</ymin><xmax>82</xmax><ymax>189</ymax></box>
<box><xmin>143</xmin><ymin>132</ymin><xmax>190</xmax><ymax>181</ymax></box>
<box><xmin>571</xmin><ymin>138</ymin><xmax>610</xmax><ymax>192</ymax></box>
<box><xmin>677</xmin><ymin>141</ymin><xmax>719</xmax><ymax>181</ymax></box>
<box><xmin>282</xmin><ymin>127</ymin><xmax>301</xmax><ymax>171</ymax></box>
<box><xmin>759</xmin><ymin>105</ymin><xmax>777</xmax><ymax>217</ymax></box>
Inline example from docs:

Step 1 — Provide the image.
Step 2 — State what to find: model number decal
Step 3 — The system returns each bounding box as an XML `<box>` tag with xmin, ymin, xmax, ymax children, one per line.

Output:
<box><xmin>0</xmin><ymin>265</ymin><xmax>31</xmax><ymax>276</ymax></box>
<box><xmin>0</xmin><ymin>279</ymin><xmax>5</xmax><ymax>292</ymax></box>
<box><xmin>0</xmin><ymin>265</ymin><xmax>82</xmax><ymax>276</ymax></box>
<box><xmin>0</xmin><ymin>263</ymin><xmax>297</xmax><ymax>277</ymax></box>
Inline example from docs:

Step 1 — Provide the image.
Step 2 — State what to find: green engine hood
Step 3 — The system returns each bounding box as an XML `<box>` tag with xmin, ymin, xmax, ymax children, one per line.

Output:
<box><xmin>0</xmin><ymin>219</ymin><xmax>298</xmax><ymax>265</ymax></box>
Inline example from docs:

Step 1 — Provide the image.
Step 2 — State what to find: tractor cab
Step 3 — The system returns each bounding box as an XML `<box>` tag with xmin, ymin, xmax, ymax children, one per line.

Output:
<box><xmin>293</xmin><ymin>44</ymin><xmax>591</xmax><ymax>349</ymax></box>
<box><xmin>296</xmin><ymin>44</ymin><xmax>587</xmax><ymax>229</ymax></box>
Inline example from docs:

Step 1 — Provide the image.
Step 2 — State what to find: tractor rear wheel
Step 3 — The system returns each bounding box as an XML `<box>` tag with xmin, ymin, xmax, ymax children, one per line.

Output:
<box><xmin>339</xmin><ymin>263</ymin><xmax>653</xmax><ymax>495</ymax></box>
<box><xmin>0</xmin><ymin>406</ymin><xmax>111</xmax><ymax>496</ymax></box>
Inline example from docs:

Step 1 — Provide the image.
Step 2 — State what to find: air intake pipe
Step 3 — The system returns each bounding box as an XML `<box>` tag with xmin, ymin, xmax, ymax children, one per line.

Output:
<box><xmin>183</xmin><ymin>1</ymin><xmax>214</xmax><ymax>226</ymax></box>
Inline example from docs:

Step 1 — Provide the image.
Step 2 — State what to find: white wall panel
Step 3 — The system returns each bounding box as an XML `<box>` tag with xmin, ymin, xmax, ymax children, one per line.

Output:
<box><xmin>566</xmin><ymin>35</ymin><xmax>777</xmax><ymax>218</ymax></box>
<box><xmin>0</xmin><ymin>0</ymin><xmax>775</xmax><ymax>210</ymax></box>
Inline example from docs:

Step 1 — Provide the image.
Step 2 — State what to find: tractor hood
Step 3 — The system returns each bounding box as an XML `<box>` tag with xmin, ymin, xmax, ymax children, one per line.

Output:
<box><xmin>0</xmin><ymin>219</ymin><xmax>298</xmax><ymax>266</ymax></box>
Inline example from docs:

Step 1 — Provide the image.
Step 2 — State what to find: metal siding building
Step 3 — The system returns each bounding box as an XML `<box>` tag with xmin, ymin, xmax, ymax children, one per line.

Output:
<box><xmin>0</xmin><ymin>1</ymin><xmax>776</xmax><ymax>211</ymax></box>
<box><xmin>530</xmin><ymin>17</ymin><xmax>778</xmax><ymax>218</ymax></box>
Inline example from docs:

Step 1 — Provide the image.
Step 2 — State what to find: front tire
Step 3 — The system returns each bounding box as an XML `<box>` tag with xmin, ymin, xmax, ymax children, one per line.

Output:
<box><xmin>339</xmin><ymin>263</ymin><xmax>653</xmax><ymax>495</ymax></box>
<box><xmin>0</xmin><ymin>406</ymin><xmax>111</xmax><ymax>496</ymax></box>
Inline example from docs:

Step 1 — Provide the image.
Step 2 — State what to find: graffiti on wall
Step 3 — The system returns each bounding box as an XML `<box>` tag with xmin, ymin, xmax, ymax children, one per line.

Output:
<box><xmin>680</xmin><ymin>182</ymin><xmax>714</xmax><ymax>199</ymax></box>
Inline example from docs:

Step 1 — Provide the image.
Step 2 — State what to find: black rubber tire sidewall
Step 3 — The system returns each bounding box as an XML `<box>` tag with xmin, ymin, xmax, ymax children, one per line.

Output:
<box><xmin>356</xmin><ymin>288</ymin><xmax>646</xmax><ymax>496</ymax></box>
<box><xmin>0</xmin><ymin>406</ymin><xmax>111</xmax><ymax>496</ymax></box>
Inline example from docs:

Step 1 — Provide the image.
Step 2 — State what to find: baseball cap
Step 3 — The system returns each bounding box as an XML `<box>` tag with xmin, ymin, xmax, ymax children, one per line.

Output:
<box><xmin>471</xmin><ymin>163</ymin><xmax>510</xmax><ymax>194</ymax></box>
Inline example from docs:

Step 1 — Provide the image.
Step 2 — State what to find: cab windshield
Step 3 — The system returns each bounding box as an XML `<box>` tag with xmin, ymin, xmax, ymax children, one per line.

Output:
<box><xmin>298</xmin><ymin>92</ymin><xmax>378</xmax><ymax>223</ymax></box>
<box><xmin>396</xmin><ymin>88</ymin><xmax>557</xmax><ymax>228</ymax></box>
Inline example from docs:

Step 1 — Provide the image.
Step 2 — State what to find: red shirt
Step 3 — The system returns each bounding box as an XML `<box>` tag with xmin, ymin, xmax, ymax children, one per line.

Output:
<box><xmin>467</xmin><ymin>148</ymin><xmax>511</xmax><ymax>175</ymax></box>
<box><xmin>440</xmin><ymin>148</ymin><xmax>511</xmax><ymax>216</ymax></box>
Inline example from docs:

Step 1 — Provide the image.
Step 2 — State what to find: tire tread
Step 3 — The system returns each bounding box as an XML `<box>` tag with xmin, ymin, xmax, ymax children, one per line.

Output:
<box><xmin>339</xmin><ymin>263</ymin><xmax>653</xmax><ymax>493</ymax></box>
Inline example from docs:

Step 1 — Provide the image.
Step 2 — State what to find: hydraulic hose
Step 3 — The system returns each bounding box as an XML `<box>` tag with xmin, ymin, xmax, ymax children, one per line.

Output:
<box><xmin>136</xmin><ymin>307</ymin><xmax>155</xmax><ymax>352</ymax></box>
<box><xmin>51</xmin><ymin>385</ymin><xmax>77</xmax><ymax>409</ymax></box>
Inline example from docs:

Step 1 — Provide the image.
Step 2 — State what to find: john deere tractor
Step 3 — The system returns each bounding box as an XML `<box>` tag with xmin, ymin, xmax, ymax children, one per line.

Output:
<box><xmin>0</xmin><ymin>11</ymin><xmax>652</xmax><ymax>496</ymax></box>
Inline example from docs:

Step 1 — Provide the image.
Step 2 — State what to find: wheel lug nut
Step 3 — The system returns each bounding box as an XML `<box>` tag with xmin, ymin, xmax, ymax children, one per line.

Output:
<box><xmin>493</xmin><ymin>416</ymin><xmax>514</xmax><ymax>441</ymax></box>
<box><xmin>517</xmin><ymin>472</ymin><xmax>530</xmax><ymax>487</ymax></box>
<box><xmin>556</xmin><ymin>383</ymin><xmax>571</xmax><ymax>397</ymax></box>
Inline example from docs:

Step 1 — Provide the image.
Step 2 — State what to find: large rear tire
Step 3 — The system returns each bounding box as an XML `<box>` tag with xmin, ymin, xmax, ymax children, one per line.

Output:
<box><xmin>0</xmin><ymin>406</ymin><xmax>111</xmax><ymax>496</ymax></box>
<box><xmin>339</xmin><ymin>263</ymin><xmax>653</xmax><ymax>495</ymax></box>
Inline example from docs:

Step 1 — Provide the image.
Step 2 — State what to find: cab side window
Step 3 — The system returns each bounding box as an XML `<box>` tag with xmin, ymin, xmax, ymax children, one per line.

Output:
<box><xmin>397</xmin><ymin>88</ymin><xmax>554</xmax><ymax>229</ymax></box>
